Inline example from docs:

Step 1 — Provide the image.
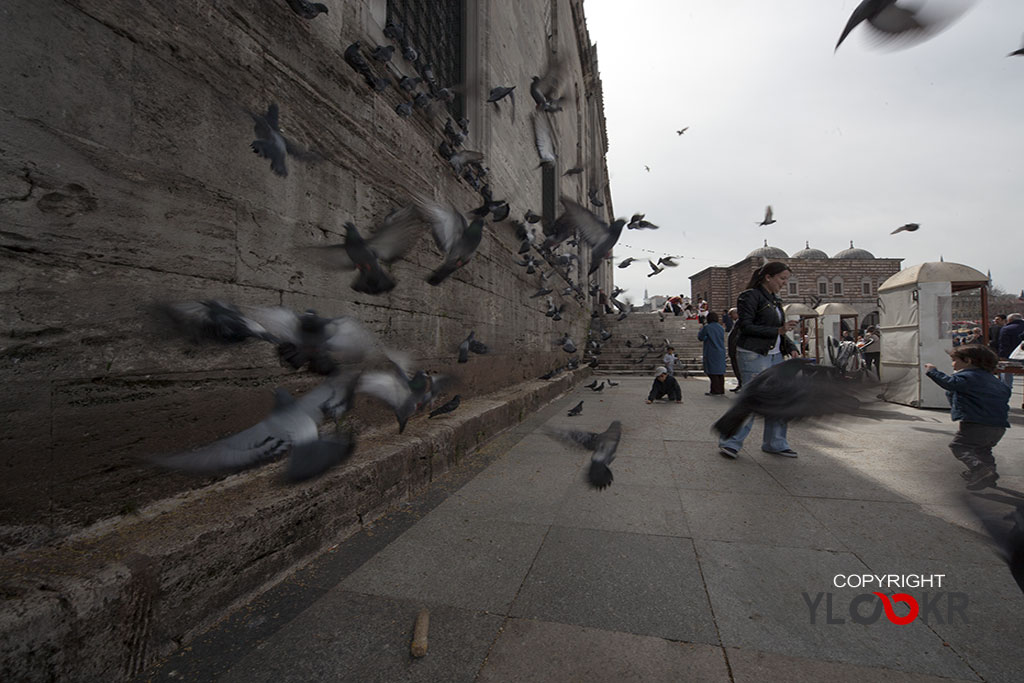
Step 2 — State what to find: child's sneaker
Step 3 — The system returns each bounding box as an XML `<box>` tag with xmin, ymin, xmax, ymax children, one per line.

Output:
<box><xmin>965</xmin><ymin>465</ymin><xmax>999</xmax><ymax>491</ymax></box>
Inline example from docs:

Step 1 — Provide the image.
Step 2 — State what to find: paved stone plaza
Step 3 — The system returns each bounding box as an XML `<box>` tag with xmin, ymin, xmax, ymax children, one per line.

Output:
<box><xmin>142</xmin><ymin>377</ymin><xmax>1024</xmax><ymax>682</ymax></box>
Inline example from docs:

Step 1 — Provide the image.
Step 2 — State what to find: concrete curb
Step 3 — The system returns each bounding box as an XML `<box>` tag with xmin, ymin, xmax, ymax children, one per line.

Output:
<box><xmin>0</xmin><ymin>370</ymin><xmax>588</xmax><ymax>682</ymax></box>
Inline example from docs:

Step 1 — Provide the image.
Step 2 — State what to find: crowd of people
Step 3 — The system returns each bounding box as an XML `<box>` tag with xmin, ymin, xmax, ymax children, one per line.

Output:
<box><xmin>643</xmin><ymin>262</ymin><xmax>1023</xmax><ymax>491</ymax></box>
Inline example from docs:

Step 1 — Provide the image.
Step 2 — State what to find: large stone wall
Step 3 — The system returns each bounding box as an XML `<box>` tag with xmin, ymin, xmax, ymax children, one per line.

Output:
<box><xmin>0</xmin><ymin>0</ymin><xmax>610</xmax><ymax>548</ymax></box>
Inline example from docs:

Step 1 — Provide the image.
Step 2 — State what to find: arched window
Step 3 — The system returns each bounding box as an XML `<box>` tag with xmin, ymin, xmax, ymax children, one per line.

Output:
<box><xmin>833</xmin><ymin>277</ymin><xmax>844</xmax><ymax>295</ymax></box>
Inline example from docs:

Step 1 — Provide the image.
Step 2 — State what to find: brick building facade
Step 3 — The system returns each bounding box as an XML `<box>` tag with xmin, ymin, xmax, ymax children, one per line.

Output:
<box><xmin>690</xmin><ymin>240</ymin><xmax>902</xmax><ymax>330</ymax></box>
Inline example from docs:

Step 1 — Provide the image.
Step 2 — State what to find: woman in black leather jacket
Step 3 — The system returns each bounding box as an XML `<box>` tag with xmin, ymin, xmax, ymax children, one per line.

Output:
<box><xmin>718</xmin><ymin>261</ymin><xmax>801</xmax><ymax>459</ymax></box>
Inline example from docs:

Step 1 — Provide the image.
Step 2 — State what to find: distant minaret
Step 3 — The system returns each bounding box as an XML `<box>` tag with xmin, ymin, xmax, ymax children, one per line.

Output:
<box><xmin>644</xmin><ymin>287</ymin><xmax>649</xmax><ymax>302</ymax></box>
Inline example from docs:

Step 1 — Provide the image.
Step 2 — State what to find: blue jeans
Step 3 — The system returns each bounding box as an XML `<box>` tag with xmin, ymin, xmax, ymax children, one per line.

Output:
<box><xmin>718</xmin><ymin>348</ymin><xmax>791</xmax><ymax>453</ymax></box>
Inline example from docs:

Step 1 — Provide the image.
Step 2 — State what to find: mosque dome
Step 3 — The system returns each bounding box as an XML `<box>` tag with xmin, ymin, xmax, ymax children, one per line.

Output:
<box><xmin>833</xmin><ymin>240</ymin><xmax>875</xmax><ymax>259</ymax></box>
<box><xmin>745</xmin><ymin>239</ymin><xmax>789</xmax><ymax>260</ymax></box>
<box><xmin>791</xmin><ymin>241</ymin><xmax>828</xmax><ymax>259</ymax></box>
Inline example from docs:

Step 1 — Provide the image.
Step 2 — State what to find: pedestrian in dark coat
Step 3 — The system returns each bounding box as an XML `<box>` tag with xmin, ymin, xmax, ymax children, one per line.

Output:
<box><xmin>727</xmin><ymin>307</ymin><xmax>741</xmax><ymax>392</ymax></box>
<box><xmin>698</xmin><ymin>312</ymin><xmax>727</xmax><ymax>395</ymax></box>
<box><xmin>998</xmin><ymin>313</ymin><xmax>1024</xmax><ymax>390</ymax></box>
<box><xmin>646</xmin><ymin>366</ymin><xmax>682</xmax><ymax>403</ymax></box>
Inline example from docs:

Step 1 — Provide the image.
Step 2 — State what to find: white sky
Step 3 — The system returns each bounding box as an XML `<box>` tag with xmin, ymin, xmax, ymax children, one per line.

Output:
<box><xmin>582</xmin><ymin>0</ymin><xmax>1024</xmax><ymax>304</ymax></box>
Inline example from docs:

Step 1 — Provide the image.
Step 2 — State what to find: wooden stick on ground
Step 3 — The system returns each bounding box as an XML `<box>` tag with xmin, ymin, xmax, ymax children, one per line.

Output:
<box><xmin>410</xmin><ymin>608</ymin><xmax>430</xmax><ymax>657</ymax></box>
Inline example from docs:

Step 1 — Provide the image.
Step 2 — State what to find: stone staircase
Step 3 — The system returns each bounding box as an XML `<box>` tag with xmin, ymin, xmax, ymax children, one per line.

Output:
<box><xmin>587</xmin><ymin>312</ymin><xmax>718</xmax><ymax>376</ymax></box>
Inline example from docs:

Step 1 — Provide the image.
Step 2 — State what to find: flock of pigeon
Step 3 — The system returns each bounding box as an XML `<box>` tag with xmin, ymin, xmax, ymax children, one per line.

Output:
<box><xmin>149</xmin><ymin>1</ymin><xmax>661</xmax><ymax>489</ymax></box>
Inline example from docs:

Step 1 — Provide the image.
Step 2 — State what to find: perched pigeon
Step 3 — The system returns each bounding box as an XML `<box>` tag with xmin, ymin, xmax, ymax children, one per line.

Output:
<box><xmin>151</xmin><ymin>372</ymin><xmax>358</xmax><ymax>482</ymax></box>
<box><xmin>312</xmin><ymin>208</ymin><xmax>421</xmax><ymax>295</ymax></box>
<box><xmin>370</xmin><ymin>45</ymin><xmax>394</xmax><ymax>62</ymax></box>
<box><xmin>758</xmin><ymin>205</ymin><xmax>776</xmax><ymax>226</ymax></box>
<box><xmin>284</xmin><ymin>0</ymin><xmax>329</xmax><ymax>20</ymax></box>
<box><xmin>607</xmin><ymin>379</ymin><xmax>619</xmax><ymax>387</ymax></box>
<box><xmin>457</xmin><ymin>331</ymin><xmax>488</xmax><ymax>363</ymax></box>
<box><xmin>591</xmin><ymin>381</ymin><xmax>605</xmax><ymax>392</ymax></box>
<box><xmin>429</xmin><ymin>394</ymin><xmax>461</xmax><ymax>418</ymax></box>
<box><xmin>416</xmin><ymin>197</ymin><xmax>485</xmax><ymax>285</ymax></box>
<box><xmin>248</xmin><ymin>103</ymin><xmax>317</xmax><ymax>177</ymax></box>
<box><xmin>584</xmin><ymin>380</ymin><xmax>598</xmax><ymax>389</ymax></box>
<box><xmin>545</xmin><ymin>421</ymin><xmax>622</xmax><ymax>490</ymax></box>
<box><xmin>567</xmin><ymin>400</ymin><xmax>584</xmax><ymax>416</ymax></box>
<box><xmin>891</xmin><ymin>223</ymin><xmax>920</xmax><ymax>234</ymax></box>
<box><xmin>559</xmin><ymin>333</ymin><xmax>577</xmax><ymax>354</ymax></box>
<box><xmin>395</xmin><ymin>102</ymin><xmax>413</xmax><ymax>117</ymax></box>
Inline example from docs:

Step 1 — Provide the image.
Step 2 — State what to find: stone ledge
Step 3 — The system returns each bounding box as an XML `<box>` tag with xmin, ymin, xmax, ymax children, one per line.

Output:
<box><xmin>0</xmin><ymin>369</ymin><xmax>588</xmax><ymax>682</ymax></box>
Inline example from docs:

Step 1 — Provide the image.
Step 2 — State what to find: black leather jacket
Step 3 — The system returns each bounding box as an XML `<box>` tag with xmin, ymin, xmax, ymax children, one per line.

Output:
<box><xmin>734</xmin><ymin>286</ymin><xmax>797</xmax><ymax>356</ymax></box>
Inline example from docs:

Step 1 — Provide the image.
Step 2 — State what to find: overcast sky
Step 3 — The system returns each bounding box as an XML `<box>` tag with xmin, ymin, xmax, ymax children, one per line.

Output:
<box><xmin>582</xmin><ymin>0</ymin><xmax>1024</xmax><ymax>305</ymax></box>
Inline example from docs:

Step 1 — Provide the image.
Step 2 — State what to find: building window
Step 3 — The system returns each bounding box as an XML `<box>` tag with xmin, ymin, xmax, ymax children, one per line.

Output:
<box><xmin>818</xmin><ymin>281</ymin><xmax>828</xmax><ymax>295</ymax></box>
<box><xmin>788</xmin><ymin>282</ymin><xmax>797</xmax><ymax>295</ymax></box>
<box><xmin>387</xmin><ymin>1</ymin><xmax>464</xmax><ymax>117</ymax></box>
<box><xmin>833</xmin><ymin>281</ymin><xmax>843</xmax><ymax>295</ymax></box>
<box><xmin>862</xmin><ymin>281</ymin><xmax>871</xmax><ymax>295</ymax></box>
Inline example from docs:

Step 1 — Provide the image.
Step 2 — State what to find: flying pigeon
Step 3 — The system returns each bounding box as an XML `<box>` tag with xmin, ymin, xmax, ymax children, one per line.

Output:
<box><xmin>448</xmin><ymin>149</ymin><xmax>485</xmax><ymax>175</ymax></box>
<box><xmin>758</xmin><ymin>205</ymin><xmax>776</xmax><ymax>226</ymax></box>
<box><xmin>248</xmin><ymin>103</ymin><xmax>317</xmax><ymax>177</ymax></box>
<box><xmin>530</xmin><ymin>54</ymin><xmax>568</xmax><ymax>112</ymax></box>
<box><xmin>428</xmin><ymin>394</ymin><xmax>461</xmax><ymax>418</ymax></box>
<box><xmin>151</xmin><ymin>373</ymin><xmax>358</xmax><ymax>482</ymax></box>
<box><xmin>563</xmin><ymin>167</ymin><xmax>584</xmax><ymax>176</ymax></box>
<box><xmin>587</xmin><ymin>186</ymin><xmax>604</xmax><ymax>207</ymax></box>
<box><xmin>834</xmin><ymin>0</ymin><xmax>973</xmax><ymax>52</ymax></box>
<box><xmin>311</xmin><ymin>208</ymin><xmax>421</xmax><ymax>295</ymax></box>
<box><xmin>487</xmin><ymin>85</ymin><xmax>515</xmax><ymax>103</ymax></box>
<box><xmin>457</xmin><ymin>331</ymin><xmax>488</xmax><ymax>363</ymax></box>
<box><xmin>252</xmin><ymin>308</ymin><xmax>377</xmax><ymax>375</ymax></box>
<box><xmin>416</xmin><ymin>197</ymin><xmax>485</xmax><ymax>285</ymax></box>
<box><xmin>891</xmin><ymin>223</ymin><xmax>920</xmax><ymax>234</ymax></box>
<box><xmin>644</xmin><ymin>165</ymin><xmax>650</xmax><ymax>172</ymax></box>
<box><xmin>284</xmin><ymin>0</ymin><xmax>329</xmax><ymax>19</ymax></box>
<box><xmin>1010</xmin><ymin>35</ymin><xmax>1024</xmax><ymax>57</ymax></box>
<box><xmin>553</xmin><ymin>197</ymin><xmax>625</xmax><ymax>275</ymax></box>
<box><xmin>544</xmin><ymin>421</ymin><xmax>622</xmax><ymax>490</ymax></box>
<box><xmin>358</xmin><ymin>353</ymin><xmax>450</xmax><ymax>433</ymax></box>
<box><xmin>559</xmin><ymin>333</ymin><xmax>577</xmax><ymax>354</ymax></box>
<box><xmin>647</xmin><ymin>260</ymin><xmax>665</xmax><ymax>277</ymax></box>
<box><xmin>567</xmin><ymin>400</ymin><xmax>584</xmax><ymax>416</ymax></box>
<box><xmin>156</xmin><ymin>300</ymin><xmax>274</xmax><ymax>345</ymax></box>
<box><xmin>676</xmin><ymin>127</ymin><xmax>689</xmax><ymax>135</ymax></box>
<box><xmin>657</xmin><ymin>256</ymin><xmax>678</xmax><ymax>267</ymax></box>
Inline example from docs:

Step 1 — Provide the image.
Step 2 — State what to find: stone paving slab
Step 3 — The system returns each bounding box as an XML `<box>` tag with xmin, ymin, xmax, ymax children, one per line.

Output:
<box><xmin>554</xmin><ymin>482</ymin><xmax>691</xmax><ymax>537</ymax></box>
<box><xmin>218</xmin><ymin>591</ymin><xmax>503</xmax><ymax>683</ymax></box>
<box><xmin>477</xmin><ymin>618</ymin><xmax>729</xmax><ymax>683</ymax></box>
<box><xmin>694</xmin><ymin>539</ymin><xmax>978</xmax><ymax>680</ymax></box>
<box><xmin>725</xmin><ymin>647</ymin><xmax>980</xmax><ymax>682</ymax></box>
<box><xmin>509</xmin><ymin>526</ymin><xmax>718</xmax><ymax>644</ymax></box>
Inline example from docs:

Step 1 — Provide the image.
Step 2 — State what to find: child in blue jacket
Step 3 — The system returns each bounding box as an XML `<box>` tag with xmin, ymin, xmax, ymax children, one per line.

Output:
<box><xmin>925</xmin><ymin>344</ymin><xmax>1012</xmax><ymax>490</ymax></box>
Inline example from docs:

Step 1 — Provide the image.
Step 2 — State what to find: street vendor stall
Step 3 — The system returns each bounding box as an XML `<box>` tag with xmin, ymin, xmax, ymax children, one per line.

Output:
<box><xmin>814</xmin><ymin>302</ymin><xmax>859</xmax><ymax>367</ymax></box>
<box><xmin>877</xmin><ymin>261</ymin><xmax>989</xmax><ymax>409</ymax></box>
<box><xmin>783</xmin><ymin>303</ymin><xmax>819</xmax><ymax>361</ymax></box>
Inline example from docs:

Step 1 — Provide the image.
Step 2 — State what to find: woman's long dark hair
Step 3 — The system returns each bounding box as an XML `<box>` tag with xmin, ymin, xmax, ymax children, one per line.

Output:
<box><xmin>745</xmin><ymin>261</ymin><xmax>792</xmax><ymax>290</ymax></box>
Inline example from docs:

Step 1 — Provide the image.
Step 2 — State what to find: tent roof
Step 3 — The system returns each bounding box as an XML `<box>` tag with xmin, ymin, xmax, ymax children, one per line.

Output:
<box><xmin>783</xmin><ymin>303</ymin><xmax>818</xmax><ymax>316</ymax></box>
<box><xmin>815</xmin><ymin>302</ymin><xmax>859</xmax><ymax>316</ymax></box>
<box><xmin>878</xmin><ymin>262</ymin><xmax>988</xmax><ymax>292</ymax></box>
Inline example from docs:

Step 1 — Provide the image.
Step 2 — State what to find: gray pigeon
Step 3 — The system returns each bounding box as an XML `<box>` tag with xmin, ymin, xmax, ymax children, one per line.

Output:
<box><xmin>284</xmin><ymin>0</ymin><xmax>329</xmax><ymax>19</ymax></box>
<box><xmin>563</xmin><ymin>167</ymin><xmax>584</xmax><ymax>176</ymax></box>
<box><xmin>890</xmin><ymin>223</ymin><xmax>920</xmax><ymax>234</ymax></box>
<box><xmin>311</xmin><ymin>208</ymin><xmax>421</xmax><ymax>295</ymax></box>
<box><xmin>415</xmin><ymin>197</ymin><xmax>485</xmax><ymax>285</ymax></box>
<box><xmin>458</xmin><ymin>331</ymin><xmax>488</xmax><ymax>363</ymax></box>
<box><xmin>647</xmin><ymin>260</ymin><xmax>665</xmax><ymax>277</ymax></box>
<box><xmin>559</xmin><ymin>333</ymin><xmax>577</xmax><ymax>354</ymax></box>
<box><xmin>553</xmin><ymin>197</ymin><xmax>626</xmax><ymax>275</ymax></box>
<box><xmin>567</xmin><ymin>400</ymin><xmax>584</xmax><ymax>416</ymax></box>
<box><xmin>248</xmin><ymin>103</ymin><xmax>317</xmax><ymax>177</ymax></box>
<box><xmin>357</xmin><ymin>352</ymin><xmax>450</xmax><ymax>433</ymax></box>
<box><xmin>545</xmin><ymin>421</ymin><xmax>622</xmax><ymax>490</ymax></box>
<box><xmin>617</xmin><ymin>257</ymin><xmax>636</xmax><ymax>269</ymax></box>
<box><xmin>530</xmin><ymin>54</ymin><xmax>567</xmax><ymax>112</ymax></box>
<box><xmin>156</xmin><ymin>300</ymin><xmax>274</xmax><ymax>345</ymax></box>
<box><xmin>532</xmin><ymin>112</ymin><xmax>557</xmax><ymax>166</ymax></box>
<box><xmin>371</xmin><ymin>45</ymin><xmax>394</xmax><ymax>62</ymax></box>
<box><xmin>249</xmin><ymin>308</ymin><xmax>377</xmax><ymax>375</ymax></box>
<box><xmin>428</xmin><ymin>394</ymin><xmax>461</xmax><ymax>418</ymax></box>
<box><xmin>151</xmin><ymin>372</ymin><xmax>358</xmax><ymax>482</ymax></box>
<box><xmin>591</xmin><ymin>381</ymin><xmax>605</xmax><ymax>392</ymax></box>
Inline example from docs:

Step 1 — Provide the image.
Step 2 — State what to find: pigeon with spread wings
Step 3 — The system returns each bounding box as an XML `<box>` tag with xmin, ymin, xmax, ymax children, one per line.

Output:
<box><xmin>545</xmin><ymin>421</ymin><xmax>622</xmax><ymax>490</ymax></box>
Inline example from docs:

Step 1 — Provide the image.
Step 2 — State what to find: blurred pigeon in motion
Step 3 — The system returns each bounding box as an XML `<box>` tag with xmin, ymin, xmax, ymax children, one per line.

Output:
<box><xmin>151</xmin><ymin>372</ymin><xmax>358</xmax><ymax>482</ymax></box>
<box><xmin>156</xmin><ymin>300</ymin><xmax>274</xmax><ymax>345</ymax></box>
<box><xmin>524</xmin><ymin>209</ymin><xmax>542</xmax><ymax>224</ymax></box>
<box><xmin>588</xmin><ymin>186</ymin><xmax>604</xmax><ymax>207</ymax></box>
<box><xmin>963</xmin><ymin>494</ymin><xmax>1024</xmax><ymax>593</ymax></box>
<box><xmin>891</xmin><ymin>223</ymin><xmax>920</xmax><ymax>234</ymax></box>
<box><xmin>416</xmin><ymin>197</ymin><xmax>485</xmax><ymax>285</ymax></box>
<box><xmin>344</xmin><ymin>42</ymin><xmax>389</xmax><ymax>91</ymax></box>
<box><xmin>599</xmin><ymin>329</ymin><xmax>612</xmax><ymax>341</ymax></box>
<box><xmin>252</xmin><ymin>308</ymin><xmax>377</xmax><ymax>375</ymax></box>
<box><xmin>248</xmin><ymin>103</ymin><xmax>317</xmax><ymax>177</ymax></box>
<box><xmin>834</xmin><ymin>0</ymin><xmax>974</xmax><ymax>52</ymax></box>
<box><xmin>676</xmin><ymin>127</ymin><xmax>689</xmax><ymax>135</ymax></box>
<box><xmin>371</xmin><ymin>44</ymin><xmax>394</xmax><ymax>62</ymax></box>
<box><xmin>358</xmin><ymin>352</ymin><xmax>449</xmax><ymax>433</ymax></box>
<box><xmin>311</xmin><ymin>209</ymin><xmax>421</xmax><ymax>295</ymax></box>
<box><xmin>545</xmin><ymin>421</ymin><xmax>622</xmax><ymax>490</ymax></box>
<box><xmin>567</xmin><ymin>400</ymin><xmax>584</xmax><ymax>416</ymax></box>
<box><xmin>487</xmin><ymin>85</ymin><xmax>516</xmax><ymax>119</ymax></box>
<box><xmin>284</xmin><ymin>0</ymin><xmax>329</xmax><ymax>19</ymax></box>
<box><xmin>617</xmin><ymin>257</ymin><xmax>636</xmax><ymax>269</ymax></box>
<box><xmin>532</xmin><ymin>112</ymin><xmax>557</xmax><ymax>166</ymax></box>
<box><xmin>457</xmin><ymin>331</ymin><xmax>488</xmax><ymax>363</ymax></box>
<box><xmin>554</xmin><ymin>197</ymin><xmax>625</xmax><ymax>275</ymax></box>
<box><xmin>448</xmin><ymin>149</ymin><xmax>484</xmax><ymax>175</ymax></box>
<box><xmin>757</xmin><ymin>205</ymin><xmax>776</xmax><ymax>226</ymax></box>
<box><xmin>531</xmin><ymin>286</ymin><xmax>553</xmax><ymax>298</ymax></box>
<box><xmin>1010</xmin><ymin>35</ymin><xmax>1024</xmax><ymax>56</ymax></box>
<box><xmin>400</xmin><ymin>75</ymin><xmax>424</xmax><ymax>91</ymax></box>
<box><xmin>563</xmin><ymin>166</ymin><xmax>584</xmax><ymax>176</ymax></box>
<box><xmin>530</xmin><ymin>54</ymin><xmax>567</xmax><ymax>112</ymax></box>
<box><xmin>657</xmin><ymin>256</ymin><xmax>678</xmax><ymax>267</ymax></box>
<box><xmin>428</xmin><ymin>394</ymin><xmax>461</xmax><ymax>418</ymax></box>
<box><xmin>647</xmin><ymin>260</ymin><xmax>665</xmax><ymax>277</ymax></box>
<box><xmin>712</xmin><ymin>359</ymin><xmax>865</xmax><ymax>439</ymax></box>
<box><xmin>559</xmin><ymin>333</ymin><xmax>577</xmax><ymax>354</ymax></box>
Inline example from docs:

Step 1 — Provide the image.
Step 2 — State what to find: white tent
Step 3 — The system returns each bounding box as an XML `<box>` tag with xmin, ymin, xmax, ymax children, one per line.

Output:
<box><xmin>814</xmin><ymin>302</ymin><xmax>859</xmax><ymax>367</ymax></box>
<box><xmin>784</xmin><ymin>303</ymin><xmax>819</xmax><ymax>360</ymax></box>
<box><xmin>877</xmin><ymin>262</ymin><xmax>989</xmax><ymax>408</ymax></box>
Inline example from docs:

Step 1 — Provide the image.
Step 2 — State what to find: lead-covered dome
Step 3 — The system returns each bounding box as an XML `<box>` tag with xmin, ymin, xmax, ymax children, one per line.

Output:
<box><xmin>791</xmin><ymin>241</ymin><xmax>828</xmax><ymax>259</ymax></box>
<box><xmin>746</xmin><ymin>239</ymin><xmax>789</xmax><ymax>260</ymax></box>
<box><xmin>833</xmin><ymin>240</ymin><xmax>875</xmax><ymax>259</ymax></box>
